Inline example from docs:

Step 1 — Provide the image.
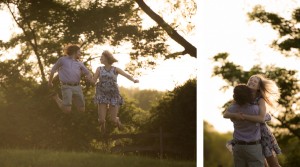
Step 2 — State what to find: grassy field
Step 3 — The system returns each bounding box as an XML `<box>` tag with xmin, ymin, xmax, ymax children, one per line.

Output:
<box><xmin>0</xmin><ymin>149</ymin><xmax>196</xmax><ymax>167</ymax></box>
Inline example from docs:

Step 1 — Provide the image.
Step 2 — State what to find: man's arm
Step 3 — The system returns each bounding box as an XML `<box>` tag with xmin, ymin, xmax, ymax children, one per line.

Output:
<box><xmin>80</xmin><ymin>63</ymin><xmax>95</xmax><ymax>84</ymax></box>
<box><xmin>85</xmin><ymin>73</ymin><xmax>93</xmax><ymax>84</ymax></box>
<box><xmin>48</xmin><ymin>58</ymin><xmax>61</xmax><ymax>87</ymax></box>
<box><xmin>48</xmin><ymin>71</ymin><xmax>55</xmax><ymax>87</ymax></box>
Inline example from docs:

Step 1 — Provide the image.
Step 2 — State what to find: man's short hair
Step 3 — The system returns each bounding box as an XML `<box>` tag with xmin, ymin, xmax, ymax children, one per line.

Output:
<box><xmin>233</xmin><ymin>84</ymin><xmax>253</xmax><ymax>105</ymax></box>
<box><xmin>64</xmin><ymin>44</ymin><xmax>80</xmax><ymax>56</ymax></box>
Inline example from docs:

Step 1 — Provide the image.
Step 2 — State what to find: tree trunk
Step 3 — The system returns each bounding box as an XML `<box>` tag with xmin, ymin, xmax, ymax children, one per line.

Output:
<box><xmin>6</xmin><ymin>3</ymin><xmax>47</xmax><ymax>82</ymax></box>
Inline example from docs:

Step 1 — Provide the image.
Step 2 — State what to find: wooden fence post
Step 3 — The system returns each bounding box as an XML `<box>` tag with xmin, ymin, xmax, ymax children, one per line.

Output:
<box><xmin>160</xmin><ymin>127</ymin><xmax>163</xmax><ymax>159</ymax></box>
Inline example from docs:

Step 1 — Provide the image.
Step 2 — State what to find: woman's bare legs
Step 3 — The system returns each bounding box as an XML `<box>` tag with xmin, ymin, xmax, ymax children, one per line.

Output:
<box><xmin>264</xmin><ymin>158</ymin><xmax>268</xmax><ymax>167</ymax></box>
<box><xmin>98</xmin><ymin>104</ymin><xmax>108</xmax><ymax>133</ymax></box>
<box><xmin>266</xmin><ymin>155</ymin><xmax>281</xmax><ymax>167</ymax></box>
<box><xmin>108</xmin><ymin>105</ymin><xmax>123</xmax><ymax>130</ymax></box>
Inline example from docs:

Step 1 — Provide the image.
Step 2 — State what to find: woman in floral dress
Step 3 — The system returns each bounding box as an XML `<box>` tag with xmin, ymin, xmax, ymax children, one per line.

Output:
<box><xmin>244</xmin><ymin>74</ymin><xmax>282</xmax><ymax>167</ymax></box>
<box><xmin>92</xmin><ymin>50</ymin><xmax>139</xmax><ymax>133</ymax></box>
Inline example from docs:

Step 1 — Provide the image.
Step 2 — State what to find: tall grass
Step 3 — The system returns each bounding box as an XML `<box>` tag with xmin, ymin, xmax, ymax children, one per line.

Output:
<box><xmin>0</xmin><ymin>149</ymin><xmax>196</xmax><ymax>167</ymax></box>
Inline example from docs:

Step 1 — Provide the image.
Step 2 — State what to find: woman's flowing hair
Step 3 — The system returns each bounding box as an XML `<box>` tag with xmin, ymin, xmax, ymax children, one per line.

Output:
<box><xmin>102</xmin><ymin>50</ymin><xmax>118</xmax><ymax>65</ymax></box>
<box><xmin>252</xmin><ymin>74</ymin><xmax>281</xmax><ymax>108</ymax></box>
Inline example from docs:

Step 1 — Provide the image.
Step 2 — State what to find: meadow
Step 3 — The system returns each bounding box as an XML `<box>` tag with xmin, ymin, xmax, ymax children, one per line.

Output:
<box><xmin>0</xmin><ymin>149</ymin><xmax>196</xmax><ymax>167</ymax></box>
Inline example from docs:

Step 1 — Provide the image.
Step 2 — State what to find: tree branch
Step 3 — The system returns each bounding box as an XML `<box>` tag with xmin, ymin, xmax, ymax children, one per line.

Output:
<box><xmin>274</xmin><ymin>115</ymin><xmax>300</xmax><ymax>139</ymax></box>
<box><xmin>165</xmin><ymin>51</ymin><xmax>185</xmax><ymax>59</ymax></box>
<box><xmin>134</xmin><ymin>0</ymin><xmax>196</xmax><ymax>58</ymax></box>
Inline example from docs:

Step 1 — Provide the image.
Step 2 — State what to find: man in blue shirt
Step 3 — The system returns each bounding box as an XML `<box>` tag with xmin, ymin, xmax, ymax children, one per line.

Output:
<box><xmin>48</xmin><ymin>44</ymin><xmax>93</xmax><ymax>113</ymax></box>
<box><xmin>224</xmin><ymin>84</ymin><xmax>264</xmax><ymax>167</ymax></box>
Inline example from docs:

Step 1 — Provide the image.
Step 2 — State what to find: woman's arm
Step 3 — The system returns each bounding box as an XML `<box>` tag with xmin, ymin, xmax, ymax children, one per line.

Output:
<box><xmin>116</xmin><ymin>67</ymin><xmax>139</xmax><ymax>83</ymax></box>
<box><xmin>241</xmin><ymin>98</ymin><xmax>266</xmax><ymax>123</ymax></box>
<box><xmin>223</xmin><ymin>110</ymin><xmax>243</xmax><ymax>120</ymax></box>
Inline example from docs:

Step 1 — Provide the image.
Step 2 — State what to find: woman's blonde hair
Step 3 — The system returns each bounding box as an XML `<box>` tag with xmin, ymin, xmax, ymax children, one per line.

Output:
<box><xmin>102</xmin><ymin>50</ymin><xmax>118</xmax><ymax>65</ymax></box>
<box><xmin>251</xmin><ymin>74</ymin><xmax>280</xmax><ymax>108</ymax></box>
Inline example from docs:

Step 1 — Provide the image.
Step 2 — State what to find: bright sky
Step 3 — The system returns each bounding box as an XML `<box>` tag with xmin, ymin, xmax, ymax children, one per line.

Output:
<box><xmin>198</xmin><ymin>0</ymin><xmax>300</xmax><ymax>133</ymax></box>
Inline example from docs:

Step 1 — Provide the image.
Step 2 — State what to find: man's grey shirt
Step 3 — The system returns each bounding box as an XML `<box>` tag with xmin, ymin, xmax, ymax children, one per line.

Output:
<box><xmin>228</xmin><ymin>103</ymin><xmax>261</xmax><ymax>142</ymax></box>
<box><xmin>51</xmin><ymin>56</ymin><xmax>90</xmax><ymax>83</ymax></box>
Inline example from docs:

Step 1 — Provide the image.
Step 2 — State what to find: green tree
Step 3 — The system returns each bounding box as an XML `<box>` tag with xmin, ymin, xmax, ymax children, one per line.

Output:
<box><xmin>204</xmin><ymin>121</ymin><xmax>233</xmax><ymax>167</ymax></box>
<box><xmin>0</xmin><ymin>0</ymin><xmax>196</xmax><ymax>81</ymax></box>
<box><xmin>248</xmin><ymin>5</ymin><xmax>300</xmax><ymax>57</ymax></box>
<box><xmin>142</xmin><ymin>78</ymin><xmax>196</xmax><ymax>160</ymax></box>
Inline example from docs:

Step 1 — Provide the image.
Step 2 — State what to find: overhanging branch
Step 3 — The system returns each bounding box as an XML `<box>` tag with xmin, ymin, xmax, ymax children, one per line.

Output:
<box><xmin>135</xmin><ymin>0</ymin><xmax>196</xmax><ymax>58</ymax></box>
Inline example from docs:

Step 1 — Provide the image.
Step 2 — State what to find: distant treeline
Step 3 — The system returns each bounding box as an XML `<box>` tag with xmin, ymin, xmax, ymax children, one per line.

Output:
<box><xmin>119</xmin><ymin>87</ymin><xmax>165</xmax><ymax>111</ymax></box>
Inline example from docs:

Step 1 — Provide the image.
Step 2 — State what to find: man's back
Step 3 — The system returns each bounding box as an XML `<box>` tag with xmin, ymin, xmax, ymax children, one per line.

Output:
<box><xmin>226</xmin><ymin>84</ymin><xmax>264</xmax><ymax>167</ymax></box>
<box><xmin>228</xmin><ymin>103</ymin><xmax>261</xmax><ymax>142</ymax></box>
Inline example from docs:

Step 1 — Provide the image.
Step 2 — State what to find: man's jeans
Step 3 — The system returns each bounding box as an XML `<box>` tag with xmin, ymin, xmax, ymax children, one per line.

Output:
<box><xmin>233</xmin><ymin>144</ymin><xmax>264</xmax><ymax>167</ymax></box>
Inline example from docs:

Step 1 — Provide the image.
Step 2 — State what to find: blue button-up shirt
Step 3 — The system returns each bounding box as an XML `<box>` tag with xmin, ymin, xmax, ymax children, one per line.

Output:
<box><xmin>51</xmin><ymin>56</ymin><xmax>91</xmax><ymax>83</ymax></box>
<box><xmin>228</xmin><ymin>103</ymin><xmax>261</xmax><ymax>142</ymax></box>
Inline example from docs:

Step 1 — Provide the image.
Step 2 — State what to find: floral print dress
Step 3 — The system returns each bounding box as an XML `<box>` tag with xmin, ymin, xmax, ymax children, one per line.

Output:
<box><xmin>94</xmin><ymin>66</ymin><xmax>123</xmax><ymax>106</ymax></box>
<box><xmin>253</xmin><ymin>97</ymin><xmax>282</xmax><ymax>157</ymax></box>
